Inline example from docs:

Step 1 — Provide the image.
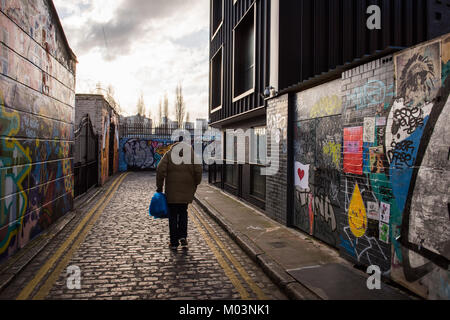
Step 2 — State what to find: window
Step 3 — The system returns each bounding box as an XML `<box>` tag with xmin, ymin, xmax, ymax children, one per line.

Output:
<box><xmin>250</xmin><ymin>127</ymin><xmax>267</xmax><ymax>165</ymax></box>
<box><xmin>211</xmin><ymin>0</ymin><xmax>223</xmax><ymax>38</ymax></box>
<box><xmin>250</xmin><ymin>165</ymin><xmax>266</xmax><ymax>199</ymax></box>
<box><xmin>233</xmin><ymin>5</ymin><xmax>255</xmax><ymax>100</ymax></box>
<box><xmin>225</xmin><ymin>164</ymin><xmax>239</xmax><ymax>187</ymax></box>
<box><xmin>210</xmin><ymin>48</ymin><xmax>222</xmax><ymax>112</ymax></box>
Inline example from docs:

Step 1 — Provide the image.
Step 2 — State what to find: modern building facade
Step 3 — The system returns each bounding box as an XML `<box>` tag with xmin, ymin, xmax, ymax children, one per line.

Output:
<box><xmin>209</xmin><ymin>0</ymin><xmax>450</xmax><ymax>299</ymax></box>
<box><xmin>0</xmin><ymin>0</ymin><xmax>77</xmax><ymax>262</ymax></box>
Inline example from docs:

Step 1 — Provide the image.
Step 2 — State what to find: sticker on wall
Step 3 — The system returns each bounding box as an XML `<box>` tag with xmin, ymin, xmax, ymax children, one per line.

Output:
<box><xmin>375</xmin><ymin>117</ymin><xmax>386</xmax><ymax>126</ymax></box>
<box><xmin>348</xmin><ymin>183</ymin><xmax>367</xmax><ymax>238</ymax></box>
<box><xmin>343</xmin><ymin>127</ymin><xmax>363</xmax><ymax>175</ymax></box>
<box><xmin>369</xmin><ymin>146</ymin><xmax>386</xmax><ymax>174</ymax></box>
<box><xmin>363</xmin><ymin>117</ymin><xmax>375</xmax><ymax>143</ymax></box>
<box><xmin>367</xmin><ymin>201</ymin><xmax>380</xmax><ymax>220</ymax></box>
<box><xmin>379</xmin><ymin>202</ymin><xmax>390</xmax><ymax>224</ymax></box>
<box><xmin>379</xmin><ymin>222</ymin><xmax>389</xmax><ymax>244</ymax></box>
<box><xmin>294</xmin><ymin>162</ymin><xmax>310</xmax><ymax>190</ymax></box>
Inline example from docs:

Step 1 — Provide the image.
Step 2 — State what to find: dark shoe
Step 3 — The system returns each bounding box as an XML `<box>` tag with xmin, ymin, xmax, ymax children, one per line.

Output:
<box><xmin>179</xmin><ymin>238</ymin><xmax>188</xmax><ymax>248</ymax></box>
<box><xmin>169</xmin><ymin>243</ymin><xmax>178</xmax><ymax>251</ymax></box>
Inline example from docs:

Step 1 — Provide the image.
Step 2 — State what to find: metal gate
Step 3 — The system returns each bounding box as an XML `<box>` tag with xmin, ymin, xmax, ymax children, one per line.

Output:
<box><xmin>74</xmin><ymin>114</ymin><xmax>98</xmax><ymax>198</ymax></box>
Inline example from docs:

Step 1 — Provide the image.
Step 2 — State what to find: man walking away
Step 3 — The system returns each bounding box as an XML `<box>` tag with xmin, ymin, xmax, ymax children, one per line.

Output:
<box><xmin>156</xmin><ymin>137</ymin><xmax>203</xmax><ymax>250</ymax></box>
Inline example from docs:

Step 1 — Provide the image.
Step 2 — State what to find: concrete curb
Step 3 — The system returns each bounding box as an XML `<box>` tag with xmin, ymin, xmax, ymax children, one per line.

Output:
<box><xmin>193</xmin><ymin>196</ymin><xmax>321</xmax><ymax>300</ymax></box>
<box><xmin>0</xmin><ymin>180</ymin><xmax>109</xmax><ymax>294</ymax></box>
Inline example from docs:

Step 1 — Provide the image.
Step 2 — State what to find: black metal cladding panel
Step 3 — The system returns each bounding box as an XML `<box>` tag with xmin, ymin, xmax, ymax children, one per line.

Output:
<box><xmin>427</xmin><ymin>0</ymin><xmax>450</xmax><ymax>39</ymax></box>
<box><xmin>209</xmin><ymin>0</ymin><xmax>269</xmax><ymax>125</ymax></box>
<box><xmin>278</xmin><ymin>0</ymin><xmax>433</xmax><ymax>92</ymax></box>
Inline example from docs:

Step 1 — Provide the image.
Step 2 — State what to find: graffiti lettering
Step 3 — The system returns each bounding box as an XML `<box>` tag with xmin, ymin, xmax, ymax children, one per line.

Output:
<box><xmin>392</xmin><ymin>107</ymin><xmax>424</xmax><ymax>135</ymax></box>
<box><xmin>346</xmin><ymin>80</ymin><xmax>394</xmax><ymax>110</ymax></box>
<box><xmin>121</xmin><ymin>139</ymin><xmax>173</xmax><ymax>170</ymax></box>
<box><xmin>387</xmin><ymin>140</ymin><xmax>415</xmax><ymax>167</ymax></box>
<box><xmin>295</xmin><ymin>187</ymin><xmax>338</xmax><ymax>246</ymax></box>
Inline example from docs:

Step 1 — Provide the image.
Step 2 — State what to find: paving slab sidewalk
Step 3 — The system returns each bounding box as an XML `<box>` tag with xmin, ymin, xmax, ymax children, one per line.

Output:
<box><xmin>194</xmin><ymin>183</ymin><xmax>415</xmax><ymax>300</ymax></box>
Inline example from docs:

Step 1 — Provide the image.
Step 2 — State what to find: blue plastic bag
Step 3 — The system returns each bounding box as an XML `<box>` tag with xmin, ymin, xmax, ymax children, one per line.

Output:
<box><xmin>149</xmin><ymin>192</ymin><xmax>169</xmax><ymax>219</ymax></box>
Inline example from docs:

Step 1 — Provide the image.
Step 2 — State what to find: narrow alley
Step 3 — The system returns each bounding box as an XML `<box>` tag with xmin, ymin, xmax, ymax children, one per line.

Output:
<box><xmin>0</xmin><ymin>172</ymin><xmax>286</xmax><ymax>300</ymax></box>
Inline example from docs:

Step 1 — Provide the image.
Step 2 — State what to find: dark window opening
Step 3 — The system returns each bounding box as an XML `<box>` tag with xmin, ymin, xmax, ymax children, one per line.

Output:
<box><xmin>250</xmin><ymin>165</ymin><xmax>266</xmax><ymax>200</ymax></box>
<box><xmin>212</xmin><ymin>0</ymin><xmax>223</xmax><ymax>36</ymax></box>
<box><xmin>211</xmin><ymin>49</ymin><xmax>222</xmax><ymax>110</ymax></box>
<box><xmin>233</xmin><ymin>6</ymin><xmax>255</xmax><ymax>98</ymax></box>
<box><xmin>225</xmin><ymin>164</ymin><xmax>239</xmax><ymax>187</ymax></box>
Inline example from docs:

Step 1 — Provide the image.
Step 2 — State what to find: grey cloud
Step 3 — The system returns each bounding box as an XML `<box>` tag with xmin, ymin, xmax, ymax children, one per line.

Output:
<box><xmin>171</xmin><ymin>28</ymin><xmax>208</xmax><ymax>49</ymax></box>
<box><xmin>75</xmin><ymin>0</ymin><xmax>198</xmax><ymax>61</ymax></box>
<box><xmin>56</xmin><ymin>2</ymin><xmax>93</xmax><ymax>20</ymax></box>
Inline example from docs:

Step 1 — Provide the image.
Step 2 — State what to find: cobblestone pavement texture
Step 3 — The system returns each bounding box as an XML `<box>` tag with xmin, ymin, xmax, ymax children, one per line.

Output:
<box><xmin>0</xmin><ymin>172</ymin><xmax>287</xmax><ymax>300</ymax></box>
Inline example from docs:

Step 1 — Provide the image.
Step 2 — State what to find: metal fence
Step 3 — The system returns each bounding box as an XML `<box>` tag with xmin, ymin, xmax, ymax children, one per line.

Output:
<box><xmin>119</xmin><ymin>122</ymin><xmax>196</xmax><ymax>140</ymax></box>
<box><xmin>74</xmin><ymin>114</ymin><xmax>98</xmax><ymax>198</ymax></box>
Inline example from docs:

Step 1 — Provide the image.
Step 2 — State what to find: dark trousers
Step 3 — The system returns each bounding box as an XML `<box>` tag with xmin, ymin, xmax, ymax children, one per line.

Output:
<box><xmin>168</xmin><ymin>204</ymin><xmax>188</xmax><ymax>246</ymax></box>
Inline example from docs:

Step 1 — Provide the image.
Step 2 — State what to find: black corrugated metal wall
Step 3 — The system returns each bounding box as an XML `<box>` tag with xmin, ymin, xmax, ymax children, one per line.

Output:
<box><xmin>278</xmin><ymin>0</ymin><xmax>433</xmax><ymax>92</ymax></box>
<box><xmin>210</xmin><ymin>0</ymin><xmax>270</xmax><ymax>124</ymax></box>
<box><xmin>209</xmin><ymin>0</ymin><xmax>450</xmax><ymax>123</ymax></box>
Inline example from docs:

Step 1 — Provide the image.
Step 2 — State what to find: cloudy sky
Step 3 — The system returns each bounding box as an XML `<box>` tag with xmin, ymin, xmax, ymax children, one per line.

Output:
<box><xmin>54</xmin><ymin>0</ymin><xmax>209</xmax><ymax>121</ymax></box>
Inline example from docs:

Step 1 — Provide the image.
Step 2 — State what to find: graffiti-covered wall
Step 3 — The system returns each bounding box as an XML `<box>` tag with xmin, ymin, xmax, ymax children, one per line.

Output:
<box><xmin>293</xmin><ymin>79</ymin><xmax>343</xmax><ymax>247</ymax></box>
<box><xmin>339</xmin><ymin>36</ymin><xmax>450</xmax><ymax>299</ymax></box>
<box><xmin>119</xmin><ymin>139</ymin><xmax>174</xmax><ymax>171</ymax></box>
<box><xmin>339</xmin><ymin>55</ymin><xmax>397</xmax><ymax>274</ymax></box>
<box><xmin>280</xmin><ymin>33</ymin><xmax>450</xmax><ymax>299</ymax></box>
<box><xmin>0</xmin><ymin>1</ymin><xmax>76</xmax><ymax>262</ymax></box>
<box><xmin>389</xmin><ymin>37</ymin><xmax>450</xmax><ymax>300</ymax></box>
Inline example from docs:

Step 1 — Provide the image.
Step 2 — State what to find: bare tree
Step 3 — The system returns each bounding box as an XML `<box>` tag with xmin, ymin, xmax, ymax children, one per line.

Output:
<box><xmin>136</xmin><ymin>92</ymin><xmax>146</xmax><ymax>117</ymax></box>
<box><xmin>147</xmin><ymin>107</ymin><xmax>152</xmax><ymax>121</ymax></box>
<box><xmin>94</xmin><ymin>81</ymin><xmax>102</xmax><ymax>94</ymax></box>
<box><xmin>175</xmin><ymin>83</ymin><xmax>186</xmax><ymax>127</ymax></box>
<box><xmin>185</xmin><ymin>111</ymin><xmax>190</xmax><ymax>124</ymax></box>
<box><xmin>163</xmin><ymin>93</ymin><xmax>169</xmax><ymax>124</ymax></box>
<box><xmin>157</xmin><ymin>99</ymin><xmax>162</xmax><ymax>126</ymax></box>
<box><xmin>94</xmin><ymin>82</ymin><xmax>122</xmax><ymax>114</ymax></box>
<box><xmin>105</xmin><ymin>85</ymin><xmax>121</xmax><ymax>114</ymax></box>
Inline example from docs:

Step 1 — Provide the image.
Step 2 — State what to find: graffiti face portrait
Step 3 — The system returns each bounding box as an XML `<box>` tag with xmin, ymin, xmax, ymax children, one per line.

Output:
<box><xmin>396</xmin><ymin>42</ymin><xmax>440</xmax><ymax>107</ymax></box>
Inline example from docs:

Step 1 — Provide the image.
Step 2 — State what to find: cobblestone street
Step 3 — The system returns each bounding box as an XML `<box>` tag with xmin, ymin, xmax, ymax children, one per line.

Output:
<box><xmin>0</xmin><ymin>172</ymin><xmax>287</xmax><ymax>300</ymax></box>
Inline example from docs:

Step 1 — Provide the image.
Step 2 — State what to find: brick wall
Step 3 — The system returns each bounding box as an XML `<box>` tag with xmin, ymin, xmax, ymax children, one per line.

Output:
<box><xmin>265</xmin><ymin>94</ymin><xmax>289</xmax><ymax>224</ymax></box>
<box><xmin>75</xmin><ymin>95</ymin><xmax>120</xmax><ymax>186</ymax></box>
<box><xmin>338</xmin><ymin>55</ymin><xmax>395</xmax><ymax>272</ymax></box>
<box><xmin>75</xmin><ymin>95</ymin><xmax>104</xmax><ymax>136</ymax></box>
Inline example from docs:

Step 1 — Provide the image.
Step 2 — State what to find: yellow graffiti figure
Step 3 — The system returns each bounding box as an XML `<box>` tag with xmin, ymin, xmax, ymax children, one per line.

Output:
<box><xmin>348</xmin><ymin>183</ymin><xmax>367</xmax><ymax>238</ymax></box>
<box><xmin>310</xmin><ymin>95</ymin><xmax>342</xmax><ymax>119</ymax></box>
<box><xmin>323</xmin><ymin>141</ymin><xmax>341</xmax><ymax>169</ymax></box>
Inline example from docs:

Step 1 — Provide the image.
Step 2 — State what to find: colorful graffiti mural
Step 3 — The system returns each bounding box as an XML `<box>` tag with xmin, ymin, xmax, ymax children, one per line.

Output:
<box><xmin>293</xmin><ymin>81</ymin><xmax>343</xmax><ymax>248</ymax></box>
<box><xmin>389</xmin><ymin>39</ymin><xmax>449</xmax><ymax>299</ymax></box>
<box><xmin>119</xmin><ymin>139</ymin><xmax>174</xmax><ymax>171</ymax></box>
<box><xmin>290</xmin><ymin>34</ymin><xmax>449</xmax><ymax>298</ymax></box>
<box><xmin>0</xmin><ymin>2</ymin><xmax>76</xmax><ymax>263</ymax></box>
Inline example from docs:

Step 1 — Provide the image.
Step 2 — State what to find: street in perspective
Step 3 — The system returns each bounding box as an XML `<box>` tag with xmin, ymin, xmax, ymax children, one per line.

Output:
<box><xmin>0</xmin><ymin>0</ymin><xmax>449</xmax><ymax>310</ymax></box>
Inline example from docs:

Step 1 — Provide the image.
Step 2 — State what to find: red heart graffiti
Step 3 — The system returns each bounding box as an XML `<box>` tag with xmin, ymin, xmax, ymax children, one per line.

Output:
<box><xmin>298</xmin><ymin>169</ymin><xmax>305</xmax><ymax>180</ymax></box>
